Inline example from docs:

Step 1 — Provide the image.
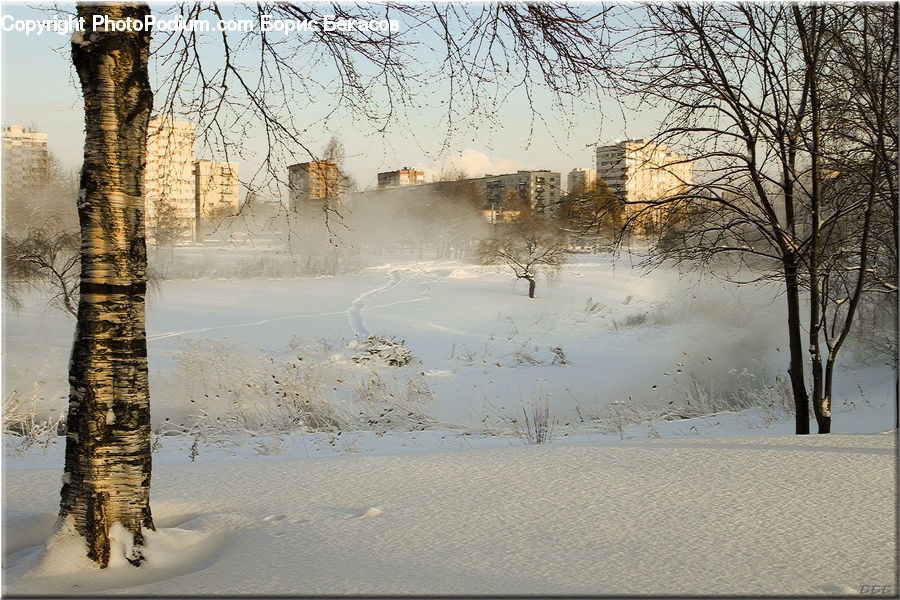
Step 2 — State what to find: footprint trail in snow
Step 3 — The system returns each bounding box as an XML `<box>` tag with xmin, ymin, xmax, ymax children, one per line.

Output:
<box><xmin>346</xmin><ymin>270</ymin><xmax>404</xmax><ymax>337</ymax></box>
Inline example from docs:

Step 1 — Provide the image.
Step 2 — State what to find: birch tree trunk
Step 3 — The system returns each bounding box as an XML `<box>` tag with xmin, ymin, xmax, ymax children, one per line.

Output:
<box><xmin>59</xmin><ymin>2</ymin><xmax>154</xmax><ymax>568</ymax></box>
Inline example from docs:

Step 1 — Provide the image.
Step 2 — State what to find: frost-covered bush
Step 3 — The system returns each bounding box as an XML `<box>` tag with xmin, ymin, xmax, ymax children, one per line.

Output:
<box><xmin>669</xmin><ymin>361</ymin><xmax>793</xmax><ymax>424</ymax></box>
<box><xmin>448</xmin><ymin>320</ymin><xmax>569</xmax><ymax>368</ymax></box>
<box><xmin>350</xmin><ymin>336</ymin><xmax>416</xmax><ymax>367</ymax></box>
<box><xmin>2</xmin><ymin>384</ymin><xmax>66</xmax><ymax>455</ymax></box>
<box><xmin>472</xmin><ymin>391</ymin><xmax>556</xmax><ymax>445</ymax></box>
<box><xmin>168</xmin><ymin>339</ymin><xmax>346</xmax><ymax>435</ymax></box>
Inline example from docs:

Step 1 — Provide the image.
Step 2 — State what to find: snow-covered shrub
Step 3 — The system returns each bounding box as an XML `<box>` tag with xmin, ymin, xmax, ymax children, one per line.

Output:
<box><xmin>570</xmin><ymin>296</ymin><xmax>607</xmax><ymax>326</ymax></box>
<box><xmin>500</xmin><ymin>394</ymin><xmax>555</xmax><ymax>445</ymax></box>
<box><xmin>600</xmin><ymin>400</ymin><xmax>645</xmax><ymax>440</ymax></box>
<box><xmin>622</xmin><ymin>311</ymin><xmax>649</xmax><ymax>328</ymax></box>
<box><xmin>350</xmin><ymin>336</ymin><xmax>416</xmax><ymax>367</ymax></box>
<box><xmin>550</xmin><ymin>346</ymin><xmax>569</xmax><ymax>366</ymax></box>
<box><xmin>450</xmin><ymin>328</ymin><xmax>568</xmax><ymax>369</ymax></box>
<box><xmin>403</xmin><ymin>375</ymin><xmax>435</xmax><ymax>405</ymax></box>
<box><xmin>669</xmin><ymin>361</ymin><xmax>793</xmax><ymax>424</ymax></box>
<box><xmin>168</xmin><ymin>338</ymin><xmax>347</xmax><ymax>437</ymax></box>
<box><xmin>351</xmin><ymin>373</ymin><xmax>437</xmax><ymax>435</ymax></box>
<box><xmin>512</xmin><ymin>342</ymin><xmax>542</xmax><ymax>366</ymax></box>
<box><xmin>449</xmin><ymin>334</ymin><xmax>495</xmax><ymax>365</ymax></box>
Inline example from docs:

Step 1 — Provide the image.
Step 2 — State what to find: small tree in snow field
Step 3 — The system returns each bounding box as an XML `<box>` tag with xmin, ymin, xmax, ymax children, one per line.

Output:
<box><xmin>479</xmin><ymin>202</ymin><xmax>569</xmax><ymax>299</ymax></box>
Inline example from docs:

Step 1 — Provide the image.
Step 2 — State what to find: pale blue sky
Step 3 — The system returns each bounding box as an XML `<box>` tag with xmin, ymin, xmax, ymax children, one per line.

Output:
<box><xmin>1</xmin><ymin>2</ymin><xmax>659</xmax><ymax>195</ymax></box>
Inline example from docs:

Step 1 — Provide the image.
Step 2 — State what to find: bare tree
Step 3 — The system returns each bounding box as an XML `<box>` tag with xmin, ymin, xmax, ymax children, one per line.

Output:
<box><xmin>799</xmin><ymin>4</ymin><xmax>898</xmax><ymax>432</ymax></box>
<box><xmin>479</xmin><ymin>203</ymin><xmax>569</xmax><ymax>299</ymax></box>
<box><xmin>613</xmin><ymin>3</ymin><xmax>897</xmax><ymax>433</ymax></box>
<box><xmin>322</xmin><ymin>135</ymin><xmax>358</xmax><ymax>197</ymax></box>
<box><xmin>147</xmin><ymin>199</ymin><xmax>192</xmax><ymax>248</ymax></box>
<box><xmin>2</xmin><ymin>149</ymin><xmax>80</xmax><ymax>315</ymax></box>
<box><xmin>3</xmin><ymin>226</ymin><xmax>80</xmax><ymax>317</ymax></box>
<box><xmin>197</xmin><ymin>202</ymin><xmax>239</xmax><ymax>239</ymax></box>
<box><xmin>2</xmin><ymin>151</ymin><xmax>78</xmax><ymax>233</ymax></box>
<box><xmin>430</xmin><ymin>178</ymin><xmax>489</xmax><ymax>259</ymax></box>
<box><xmin>557</xmin><ymin>177</ymin><xmax>623</xmax><ymax>250</ymax></box>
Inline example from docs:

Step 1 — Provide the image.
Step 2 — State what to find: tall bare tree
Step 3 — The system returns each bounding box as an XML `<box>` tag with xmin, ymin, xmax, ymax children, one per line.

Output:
<box><xmin>613</xmin><ymin>3</ymin><xmax>897</xmax><ymax>433</ymax></box>
<box><xmin>798</xmin><ymin>4</ymin><xmax>898</xmax><ymax>432</ymax></box>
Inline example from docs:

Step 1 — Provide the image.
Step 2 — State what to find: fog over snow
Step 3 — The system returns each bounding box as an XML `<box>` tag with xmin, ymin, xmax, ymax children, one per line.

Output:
<box><xmin>4</xmin><ymin>254</ymin><xmax>870</xmax><ymax>432</ymax></box>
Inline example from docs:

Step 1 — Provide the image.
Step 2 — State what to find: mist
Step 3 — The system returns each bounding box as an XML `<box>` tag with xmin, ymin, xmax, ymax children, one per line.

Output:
<box><xmin>148</xmin><ymin>180</ymin><xmax>493</xmax><ymax>280</ymax></box>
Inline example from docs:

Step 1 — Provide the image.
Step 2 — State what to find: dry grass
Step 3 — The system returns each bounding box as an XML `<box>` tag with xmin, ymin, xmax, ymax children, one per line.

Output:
<box><xmin>584</xmin><ymin>362</ymin><xmax>794</xmax><ymax>439</ymax></box>
<box><xmin>2</xmin><ymin>382</ymin><xmax>66</xmax><ymax>455</ymax></box>
<box><xmin>159</xmin><ymin>338</ymin><xmax>440</xmax><ymax>456</ymax></box>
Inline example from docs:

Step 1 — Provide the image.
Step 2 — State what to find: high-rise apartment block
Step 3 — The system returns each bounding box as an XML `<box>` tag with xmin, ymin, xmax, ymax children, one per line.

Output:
<box><xmin>145</xmin><ymin>115</ymin><xmax>196</xmax><ymax>239</ymax></box>
<box><xmin>567</xmin><ymin>168</ymin><xmax>596</xmax><ymax>194</ymax></box>
<box><xmin>288</xmin><ymin>161</ymin><xmax>340</xmax><ymax>212</ymax></box>
<box><xmin>195</xmin><ymin>160</ymin><xmax>239</xmax><ymax>216</ymax></box>
<box><xmin>377</xmin><ymin>168</ymin><xmax>425</xmax><ymax>189</ymax></box>
<box><xmin>595</xmin><ymin>138</ymin><xmax>693</xmax><ymax>226</ymax></box>
<box><xmin>480</xmin><ymin>170</ymin><xmax>561</xmax><ymax>215</ymax></box>
<box><xmin>194</xmin><ymin>160</ymin><xmax>239</xmax><ymax>240</ymax></box>
<box><xmin>2</xmin><ymin>126</ymin><xmax>49</xmax><ymax>189</ymax></box>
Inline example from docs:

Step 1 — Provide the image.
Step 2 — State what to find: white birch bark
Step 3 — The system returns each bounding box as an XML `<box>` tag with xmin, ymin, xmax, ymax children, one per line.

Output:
<box><xmin>58</xmin><ymin>2</ymin><xmax>155</xmax><ymax>568</ymax></box>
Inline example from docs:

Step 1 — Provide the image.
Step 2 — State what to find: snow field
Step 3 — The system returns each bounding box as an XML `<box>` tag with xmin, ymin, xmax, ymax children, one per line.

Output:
<box><xmin>147</xmin><ymin>257</ymin><xmax>889</xmax><ymax>435</ymax></box>
<box><xmin>5</xmin><ymin>255</ymin><xmax>895</xmax><ymax>441</ymax></box>
<box><xmin>4</xmin><ymin>255</ymin><xmax>895</xmax><ymax>455</ymax></box>
<box><xmin>3</xmin><ymin>253</ymin><xmax>896</xmax><ymax>595</ymax></box>
<box><xmin>3</xmin><ymin>433</ymin><xmax>896</xmax><ymax>595</ymax></box>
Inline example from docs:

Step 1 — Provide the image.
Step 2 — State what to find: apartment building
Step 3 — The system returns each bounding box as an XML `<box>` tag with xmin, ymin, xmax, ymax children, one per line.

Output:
<box><xmin>595</xmin><ymin>138</ymin><xmax>693</xmax><ymax>228</ymax></box>
<box><xmin>145</xmin><ymin>115</ymin><xmax>196</xmax><ymax>240</ymax></box>
<box><xmin>480</xmin><ymin>170</ymin><xmax>561</xmax><ymax>215</ymax></box>
<box><xmin>377</xmin><ymin>168</ymin><xmax>425</xmax><ymax>189</ymax></box>
<box><xmin>194</xmin><ymin>160</ymin><xmax>239</xmax><ymax>239</ymax></box>
<box><xmin>288</xmin><ymin>161</ymin><xmax>340</xmax><ymax>212</ymax></box>
<box><xmin>2</xmin><ymin>126</ymin><xmax>49</xmax><ymax>189</ymax></box>
<box><xmin>195</xmin><ymin>160</ymin><xmax>239</xmax><ymax>215</ymax></box>
<box><xmin>566</xmin><ymin>168</ymin><xmax>596</xmax><ymax>194</ymax></box>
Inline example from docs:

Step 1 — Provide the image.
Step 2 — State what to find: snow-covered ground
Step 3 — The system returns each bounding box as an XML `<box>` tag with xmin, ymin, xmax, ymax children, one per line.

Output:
<box><xmin>7</xmin><ymin>253</ymin><xmax>894</xmax><ymax>431</ymax></box>
<box><xmin>4</xmin><ymin>432</ymin><xmax>896</xmax><ymax>596</ymax></box>
<box><xmin>3</xmin><ymin>253</ymin><xmax>897</xmax><ymax>595</ymax></box>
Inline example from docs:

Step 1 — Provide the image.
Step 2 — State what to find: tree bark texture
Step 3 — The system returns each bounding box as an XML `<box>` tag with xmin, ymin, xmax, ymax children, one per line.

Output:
<box><xmin>783</xmin><ymin>258</ymin><xmax>811</xmax><ymax>435</ymax></box>
<box><xmin>59</xmin><ymin>2</ymin><xmax>154</xmax><ymax>568</ymax></box>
